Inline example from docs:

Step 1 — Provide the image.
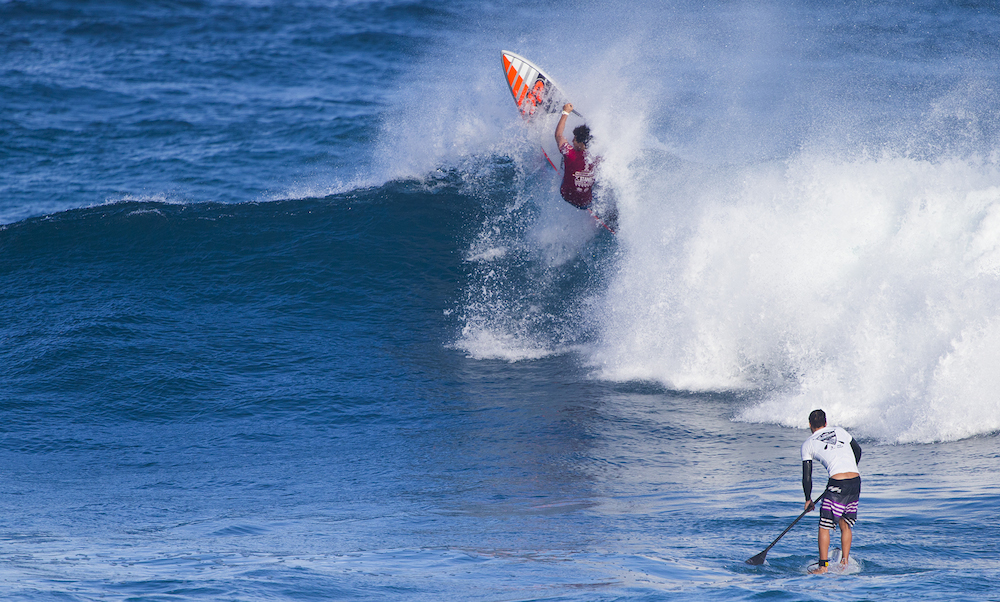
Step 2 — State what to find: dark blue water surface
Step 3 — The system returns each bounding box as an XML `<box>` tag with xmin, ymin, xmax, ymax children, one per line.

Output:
<box><xmin>3</xmin><ymin>0</ymin><xmax>1000</xmax><ymax>600</ymax></box>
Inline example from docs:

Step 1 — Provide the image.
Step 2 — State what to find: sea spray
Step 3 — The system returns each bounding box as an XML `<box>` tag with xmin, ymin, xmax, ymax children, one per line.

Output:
<box><xmin>594</xmin><ymin>153</ymin><xmax>1000</xmax><ymax>443</ymax></box>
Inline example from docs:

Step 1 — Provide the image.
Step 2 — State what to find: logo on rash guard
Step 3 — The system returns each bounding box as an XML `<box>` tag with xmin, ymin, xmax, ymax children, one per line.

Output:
<box><xmin>574</xmin><ymin>169</ymin><xmax>595</xmax><ymax>190</ymax></box>
<box><xmin>819</xmin><ymin>430</ymin><xmax>841</xmax><ymax>449</ymax></box>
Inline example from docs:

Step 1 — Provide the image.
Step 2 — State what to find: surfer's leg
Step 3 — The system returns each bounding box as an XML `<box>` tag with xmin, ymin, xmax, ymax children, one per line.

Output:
<box><xmin>839</xmin><ymin>518</ymin><xmax>852</xmax><ymax>565</ymax></box>
<box><xmin>810</xmin><ymin>527</ymin><xmax>831</xmax><ymax>574</ymax></box>
<box><xmin>811</xmin><ymin>496</ymin><xmax>840</xmax><ymax>574</ymax></box>
<box><xmin>836</xmin><ymin>477</ymin><xmax>859</xmax><ymax>565</ymax></box>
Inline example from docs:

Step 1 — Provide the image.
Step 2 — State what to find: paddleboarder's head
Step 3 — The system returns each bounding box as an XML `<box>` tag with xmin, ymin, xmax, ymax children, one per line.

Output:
<box><xmin>573</xmin><ymin>125</ymin><xmax>592</xmax><ymax>148</ymax></box>
<box><xmin>809</xmin><ymin>409</ymin><xmax>827</xmax><ymax>431</ymax></box>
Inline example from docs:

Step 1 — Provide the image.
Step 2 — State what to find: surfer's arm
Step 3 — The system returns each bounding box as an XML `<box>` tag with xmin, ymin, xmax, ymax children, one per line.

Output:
<box><xmin>802</xmin><ymin>460</ymin><xmax>813</xmax><ymax>502</ymax></box>
<box><xmin>555</xmin><ymin>103</ymin><xmax>572</xmax><ymax>147</ymax></box>
<box><xmin>851</xmin><ymin>439</ymin><xmax>862</xmax><ymax>464</ymax></box>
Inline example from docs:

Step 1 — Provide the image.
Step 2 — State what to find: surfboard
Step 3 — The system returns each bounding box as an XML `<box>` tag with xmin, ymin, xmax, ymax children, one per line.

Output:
<box><xmin>501</xmin><ymin>50</ymin><xmax>616</xmax><ymax>233</ymax></box>
<box><xmin>501</xmin><ymin>50</ymin><xmax>576</xmax><ymax>170</ymax></box>
<box><xmin>807</xmin><ymin>548</ymin><xmax>862</xmax><ymax>575</ymax></box>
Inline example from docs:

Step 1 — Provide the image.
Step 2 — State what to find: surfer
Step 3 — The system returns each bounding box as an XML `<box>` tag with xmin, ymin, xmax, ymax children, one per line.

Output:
<box><xmin>554</xmin><ymin>103</ymin><xmax>598</xmax><ymax>210</ymax></box>
<box><xmin>801</xmin><ymin>409</ymin><xmax>862</xmax><ymax>574</ymax></box>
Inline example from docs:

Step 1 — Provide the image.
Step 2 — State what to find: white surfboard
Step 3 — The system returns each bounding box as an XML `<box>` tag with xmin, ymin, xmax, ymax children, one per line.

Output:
<box><xmin>500</xmin><ymin>50</ymin><xmax>584</xmax><ymax>170</ymax></box>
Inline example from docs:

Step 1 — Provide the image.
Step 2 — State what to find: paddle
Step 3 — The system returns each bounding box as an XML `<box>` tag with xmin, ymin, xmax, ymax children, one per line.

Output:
<box><xmin>746</xmin><ymin>492</ymin><xmax>827</xmax><ymax>565</ymax></box>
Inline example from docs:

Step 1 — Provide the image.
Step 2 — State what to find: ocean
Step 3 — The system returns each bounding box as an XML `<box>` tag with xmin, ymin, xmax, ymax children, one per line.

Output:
<box><xmin>2</xmin><ymin>0</ymin><xmax>999</xmax><ymax>599</ymax></box>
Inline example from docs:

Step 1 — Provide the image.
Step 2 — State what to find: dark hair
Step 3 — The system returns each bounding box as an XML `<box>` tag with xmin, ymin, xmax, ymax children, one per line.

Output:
<box><xmin>573</xmin><ymin>124</ymin><xmax>592</xmax><ymax>145</ymax></box>
<box><xmin>808</xmin><ymin>409</ymin><xmax>827</xmax><ymax>429</ymax></box>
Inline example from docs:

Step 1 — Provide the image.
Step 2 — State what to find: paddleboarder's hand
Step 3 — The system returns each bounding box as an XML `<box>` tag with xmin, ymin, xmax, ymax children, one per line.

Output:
<box><xmin>805</xmin><ymin>500</ymin><xmax>815</xmax><ymax>512</ymax></box>
<box><xmin>563</xmin><ymin>103</ymin><xmax>573</xmax><ymax>115</ymax></box>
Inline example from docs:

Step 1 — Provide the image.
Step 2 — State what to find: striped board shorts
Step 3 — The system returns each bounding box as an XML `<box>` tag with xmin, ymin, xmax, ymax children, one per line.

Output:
<box><xmin>819</xmin><ymin>476</ymin><xmax>861</xmax><ymax>530</ymax></box>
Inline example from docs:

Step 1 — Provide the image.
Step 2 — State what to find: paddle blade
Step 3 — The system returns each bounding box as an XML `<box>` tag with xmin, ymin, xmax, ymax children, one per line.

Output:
<box><xmin>746</xmin><ymin>550</ymin><xmax>768</xmax><ymax>565</ymax></box>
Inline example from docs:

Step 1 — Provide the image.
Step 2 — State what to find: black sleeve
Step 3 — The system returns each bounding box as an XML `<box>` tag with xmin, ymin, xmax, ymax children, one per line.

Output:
<box><xmin>802</xmin><ymin>460</ymin><xmax>812</xmax><ymax>501</ymax></box>
<box><xmin>851</xmin><ymin>439</ymin><xmax>862</xmax><ymax>465</ymax></box>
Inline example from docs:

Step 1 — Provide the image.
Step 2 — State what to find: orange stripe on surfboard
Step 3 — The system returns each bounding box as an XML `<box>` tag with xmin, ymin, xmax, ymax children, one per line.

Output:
<box><xmin>504</xmin><ymin>58</ymin><xmax>516</xmax><ymax>88</ymax></box>
<box><xmin>502</xmin><ymin>50</ymin><xmax>561</xmax><ymax>119</ymax></box>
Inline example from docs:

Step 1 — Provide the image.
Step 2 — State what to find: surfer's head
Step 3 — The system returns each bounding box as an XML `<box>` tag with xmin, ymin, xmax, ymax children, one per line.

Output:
<box><xmin>573</xmin><ymin>125</ymin><xmax>592</xmax><ymax>147</ymax></box>
<box><xmin>808</xmin><ymin>409</ymin><xmax>827</xmax><ymax>430</ymax></box>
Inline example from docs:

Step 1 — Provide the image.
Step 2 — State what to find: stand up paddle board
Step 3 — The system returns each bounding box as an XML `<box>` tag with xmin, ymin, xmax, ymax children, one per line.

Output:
<box><xmin>807</xmin><ymin>548</ymin><xmax>862</xmax><ymax>575</ymax></box>
<box><xmin>501</xmin><ymin>50</ymin><xmax>615</xmax><ymax>233</ymax></box>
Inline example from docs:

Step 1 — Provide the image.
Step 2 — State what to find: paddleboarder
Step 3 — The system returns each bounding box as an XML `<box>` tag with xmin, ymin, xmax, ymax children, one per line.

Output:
<box><xmin>801</xmin><ymin>409</ymin><xmax>862</xmax><ymax>574</ymax></box>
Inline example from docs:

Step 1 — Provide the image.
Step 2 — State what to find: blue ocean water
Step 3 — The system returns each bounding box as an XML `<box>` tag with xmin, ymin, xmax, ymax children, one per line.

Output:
<box><xmin>3</xmin><ymin>0</ymin><xmax>1000</xmax><ymax>600</ymax></box>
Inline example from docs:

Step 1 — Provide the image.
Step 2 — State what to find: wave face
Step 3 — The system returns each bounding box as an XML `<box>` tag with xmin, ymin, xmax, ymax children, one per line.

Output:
<box><xmin>0</xmin><ymin>181</ymin><xmax>479</xmax><ymax>425</ymax></box>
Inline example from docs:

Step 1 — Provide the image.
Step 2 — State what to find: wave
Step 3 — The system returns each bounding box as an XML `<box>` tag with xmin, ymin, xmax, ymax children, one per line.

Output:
<box><xmin>9</xmin><ymin>0</ymin><xmax>1000</xmax><ymax>445</ymax></box>
<box><xmin>369</xmin><ymin>1</ymin><xmax>1000</xmax><ymax>444</ymax></box>
<box><xmin>0</xmin><ymin>178</ymin><xmax>482</xmax><ymax>423</ymax></box>
<box><xmin>439</xmin><ymin>133</ymin><xmax>1000</xmax><ymax>445</ymax></box>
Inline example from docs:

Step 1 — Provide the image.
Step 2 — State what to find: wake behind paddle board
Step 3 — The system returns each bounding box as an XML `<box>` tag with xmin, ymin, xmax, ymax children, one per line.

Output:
<box><xmin>501</xmin><ymin>50</ymin><xmax>615</xmax><ymax>233</ymax></box>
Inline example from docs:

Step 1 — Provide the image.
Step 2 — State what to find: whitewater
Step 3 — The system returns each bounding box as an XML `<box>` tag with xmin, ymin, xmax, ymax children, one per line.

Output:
<box><xmin>2</xmin><ymin>0</ymin><xmax>999</xmax><ymax>600</ymax></box>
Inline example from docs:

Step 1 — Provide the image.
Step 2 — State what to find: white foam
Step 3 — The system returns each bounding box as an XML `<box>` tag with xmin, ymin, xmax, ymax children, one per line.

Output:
<box><xmin>592</xmin><ymin>153</ymin><xmax>1000</xmax><ymax>443</ymax></box>
<box><xmin>453</xmin><ymin>323</ymin><xmax>555</xmax><ymax>362</ymax></box>
<box><xmin>267</xmin><ymin>175</ymin><xmax>381</xmax><ymax>203</ymax></box>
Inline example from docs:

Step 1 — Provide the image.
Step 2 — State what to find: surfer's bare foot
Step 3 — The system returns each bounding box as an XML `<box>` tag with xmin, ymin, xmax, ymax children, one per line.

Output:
<box><xmin>809</xmin><ymin>563</ymin><xmax>829</xmax><ymax>574</ymax></box>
